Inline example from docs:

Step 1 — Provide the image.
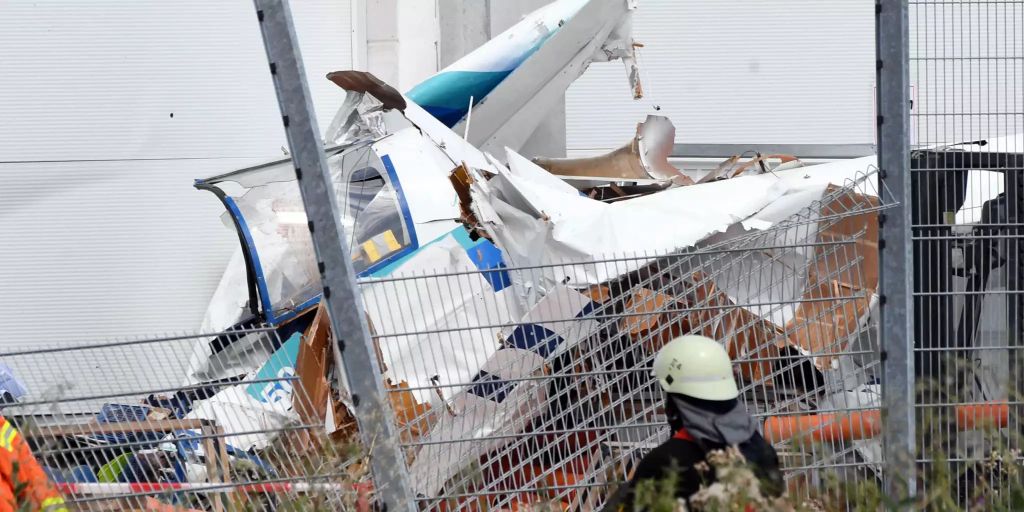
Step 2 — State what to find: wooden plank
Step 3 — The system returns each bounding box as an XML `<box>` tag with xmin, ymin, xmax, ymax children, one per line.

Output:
<box><xmin>294</xmin><ymin>302</ymin><xmax>330</xmax><ymax>426</ymax></box>
<box><xmin>200</xmin><ymin>424</ymin><xmax>225</xmax><ymax>512</ymax></box>
<box><xmin>215</xmin><ymin>425</ymin><xmax>235</xmax><ymax>512</ymax></box>
<box><xmin>29</xmin><ymin>419</ymin><xmax>209</xmax><ymax>438</ymax></box>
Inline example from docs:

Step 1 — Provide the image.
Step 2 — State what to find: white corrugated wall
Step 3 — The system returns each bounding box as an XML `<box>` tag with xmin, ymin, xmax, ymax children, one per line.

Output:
<box><xmin>0</xmin><ymin>0</ymin><xmax>352</xmax><ymax>351</ymax></box>
<box><xmin>566</xmin><ymin>0</ymin><xmax>876</xmax><ymax>154</ymax></box>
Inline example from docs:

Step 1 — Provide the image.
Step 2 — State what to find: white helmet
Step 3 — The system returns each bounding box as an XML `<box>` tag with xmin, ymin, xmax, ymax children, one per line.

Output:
<box><xmin>652</xmin><ymin>335</ymin><xmax>739</xmax><ymax>401</ymax></box>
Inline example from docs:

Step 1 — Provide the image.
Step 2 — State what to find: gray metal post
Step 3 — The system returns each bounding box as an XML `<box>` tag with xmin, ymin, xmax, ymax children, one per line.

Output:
<box><xmin>1008</xmin><ymin>165</ymin><xmax>1023</xmax><ymax>459</ymax></box>
<box><xmin>251</xmin><ymin>1</ymin><xmax>416</xmax><ymax>509</ymax></box>
<box><xmin>876</xmin><ymin>0</ymin><xmax>916</xmax><ymax>502</ymax></box>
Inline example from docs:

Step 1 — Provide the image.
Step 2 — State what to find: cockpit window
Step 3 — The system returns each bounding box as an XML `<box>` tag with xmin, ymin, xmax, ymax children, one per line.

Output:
<box><xmin>329</xmin><ymin>145</ymin><xmax>412</xmax><ymax>274</ymax></box>
<box><xmin>202</xmin><ymin>144</ymin><xmax>414</xmax><ymax>324</ymax></box>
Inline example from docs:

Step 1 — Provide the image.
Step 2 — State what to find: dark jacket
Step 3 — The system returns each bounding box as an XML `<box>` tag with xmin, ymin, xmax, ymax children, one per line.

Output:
<box><xmin>602</xmin><ymin>395</ymin><xmax>783</xmax><ymax>511</ymax></box>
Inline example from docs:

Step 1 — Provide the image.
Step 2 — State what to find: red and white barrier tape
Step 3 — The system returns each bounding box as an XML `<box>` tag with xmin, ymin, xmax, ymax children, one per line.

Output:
<box><xmin>55</xmin><ymin>482</ymin><xmax>366</xmax><ymax>496</ymax></box>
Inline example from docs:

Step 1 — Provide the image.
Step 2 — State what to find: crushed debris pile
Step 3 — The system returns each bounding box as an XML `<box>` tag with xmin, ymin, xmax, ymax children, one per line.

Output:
<box><xmin>14</xmin><ymin>0</ymin><xmax>904</xmax><ymax>509</ymax></box>
<box><xmin>170</xmin><ymin>63</ymin><xmax>886</xmax><ymax>507</ymax></box>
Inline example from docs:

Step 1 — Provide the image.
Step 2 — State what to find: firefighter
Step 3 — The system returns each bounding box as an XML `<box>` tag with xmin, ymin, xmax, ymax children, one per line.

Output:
<box><xmin>603</xmin><ymin>335</ymin><xmax>783</xmax><ymax>510</ymax></box>
<box><xmin>0</xmin><ymin>416</ymin><xmax>67</xmax><ymax>512</ymax></box>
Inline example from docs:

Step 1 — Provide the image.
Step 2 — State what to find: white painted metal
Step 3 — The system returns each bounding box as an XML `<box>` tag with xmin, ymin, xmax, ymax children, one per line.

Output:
<box><xmin>0</xmin><ymin>0</ymin><xmax>353</xmax><ymax>353</ymax></box>
<box><xmin>455</xmin><ymin>0</ymin><xmax>636</xmax><ymax>158</ymax></box>
<box><xmin>565</xmin><ymin>0</ymin><xmax>876</xmax><ymax>154</ymax></box>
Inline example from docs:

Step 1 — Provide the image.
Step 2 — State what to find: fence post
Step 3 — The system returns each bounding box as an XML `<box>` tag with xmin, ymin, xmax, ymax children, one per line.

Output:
<box><xmin>250</xmin><ymin>1</ymin><xmax>416</xmax><ymax>509</ymax></box>
<box><xmin>1008</xmin><ymin>163</ymin><xmax>1024</xmax><ymax>462</ymax></box>
<box><xmin>876</xmin><ymin>0</ymin><xmax>915</xmax><ymax>503</ymax></box>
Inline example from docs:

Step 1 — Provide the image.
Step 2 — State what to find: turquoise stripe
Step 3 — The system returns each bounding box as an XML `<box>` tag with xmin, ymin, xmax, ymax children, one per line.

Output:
<box><xmin>367</xmin><ymin>227</ymin><xmax>492</xmax><ymax>278</ymax></box>
<box><xmin>406</xmin><ymin>28</ymin><xmax>558</xmax><ymax>127</ymax></box>
<box><xmin>407</xmin><ymin>70</ymin><xmax>512</xmax><ymax>126</ymax></box>
<box><xmin>409</xmin><ymin>71</ymin><xmax>514</xmax><ymax>110</ymax></box>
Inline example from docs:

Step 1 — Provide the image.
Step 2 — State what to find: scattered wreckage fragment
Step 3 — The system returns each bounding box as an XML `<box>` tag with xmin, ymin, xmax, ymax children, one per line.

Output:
<box><xmin>533</xmin><ymin>115</ymin><xmax>692</xmax><ymax>186</ymax></box>
<box><xmin>532</xmin><ymin>115</ymin><xmax>807</xmax><ymax>195</ymax></box>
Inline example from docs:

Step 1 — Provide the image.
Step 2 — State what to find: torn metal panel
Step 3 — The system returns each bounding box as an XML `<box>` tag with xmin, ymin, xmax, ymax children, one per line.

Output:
<box><xmin>698</xmin><ymin>153</ymin><xmax>804</xmax><ymax>184</ymax></box>
<box><xmin>592</xmin><ymin>3</ymin><xmax>642</xmax><ymax>99</ymax></box>
<box><xmin>183</xmin><ymin>332</ymin><xmax>304</xmax><ymax>451</ymax></box>
<box><xmin>634</xmin><ymin>115</ymin><xmax>683</xmax><ymax>182</ymax></box>
<box><xmin>533</xmin><ymin>115</ymin><xmax>689</xmax><ymax>185</ymax></box>
<box><xmin>361</xmin><ymin>231</ymin><xmax>517</xmax><ymax>405</ymax></box>
<box><xmin>450</xmin><ymin>0</ymin><xmax>643</xmax><ymax>157</ymax></box>
<box><xmin>408</xmin><ymin>0</ymin><xmax>590</xmax><ymax>128</ymax></box>
<box><xmin>326</xmin><ymin>70</ymin><xmax>407</xmax><ymax>112</ymax></box>
<box><xmin>675</xmin><ymin>185</ymin><xmax>880</xmax><ymax>374</ymax></box>
<box><xmin>471</xmin><ymin>154</ymin><xmax>882</xmax><ymax>287</ymax></box>
<box><xmin>407</xmin><ymin>285</ymin><xmax>600</xmax><ymax>497</ymax></box>
<box><xmin>324</xmin><ymin>72</ymin><xmax>415</xmax><ymax>148</ymax></box>
<box><xmin>469</xmin><ymin>163</ymin><xmax>783</xmax><ymax>286</ymax></box>
<box><xmin>409</xmin><ymin>347</ymin><xmax>548</xmax><ymax>497</ymax></box>
<box><xmin>320</xmin><ymin>73</ymin><xmax>494</xmax><ymax>174</ymax></box>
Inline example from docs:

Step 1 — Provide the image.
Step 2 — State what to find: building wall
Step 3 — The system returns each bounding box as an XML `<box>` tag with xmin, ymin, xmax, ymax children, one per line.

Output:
<box><xmin>565</xmin><ymin>0</ymin><xmax>877</xmax><ymax>155</ymax></box>
<box><xmin>366</xmin><ymin>0</ymin><xmax>441</xmax><ymax>91</ymax></box>
<box><xmin>0</xmin><ymin>0</ymin><xmax>355</xmax><ymax>348</ymax></box>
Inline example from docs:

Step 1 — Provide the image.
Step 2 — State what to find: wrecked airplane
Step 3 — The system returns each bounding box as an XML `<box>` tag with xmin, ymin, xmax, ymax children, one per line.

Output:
<box><xmin>184</xmin><ymin>0</ymin><xmax>647</xmax><ymax>474</ymax></box>
<box><xmin>187</xmin><ymin>80</ymin><xmax>886</xmax><ymax>502</ymax></box>
<box><xmin>139</xmin><ymin>0</ymin><xmax>1020</xmax><ymax>504</ymax></box>
<box><xmin>180</xmin><ymin>0</ymin><xmax>890</xmax><ymax>499</ymax></box>
<box><xmin>11</xmin><ymin>0</ymin><xmax>1021</xmax><ymax>507</ymax></box>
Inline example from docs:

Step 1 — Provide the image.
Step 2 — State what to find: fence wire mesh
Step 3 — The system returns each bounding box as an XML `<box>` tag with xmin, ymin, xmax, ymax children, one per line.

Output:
<box><xmin>907</xmin><ymin>0</ymin><xmax>1024</xmax><ymax>508</ymax></box>
<box><xmin>2</xmin><ymin>323</ymin><xmax>370</xmax><ymax>511</ymax></box>
<box><xmin>358</xmin><ymin>171</ymin><xmax>887</xmax><ymax>511</ymax></box>
<box><xmin>0</xmin><ymin>107</ymin><xmax>909</xmax><ymax>509</ymax></box>
<box><xmin>4</xmin><ymin>168</ymin><xmax>886</xmax><ymax>511</ymax></box>
<box><xmin>16</xmin><ymin>2</ymin><xmax>1024</xmax><ymax>510</ymax></box>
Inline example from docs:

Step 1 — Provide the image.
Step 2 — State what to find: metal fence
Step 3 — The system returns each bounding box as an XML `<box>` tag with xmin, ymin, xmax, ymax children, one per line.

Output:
<box><xmin>9</xmin><ymin>1</ymin><xmax>1024</xmax><ymax>511</ymax></box>
<box><xmin>3</xmin><ymin>324</ymin><xmax>369</xmax><ymax>511</ymax></box>
<box><xmin>354</xmin><ymin>171</ymin><xmax>887</xmax><ymax>510</ymax></box>
<box><xmin>900</xmin><ymin>0</ymin><xmax>1024</xmax><ymax>508</ymax></box>
<box><xmin>1</xmin><ymin>169</ymin><xmax>887</xmax><ymax>511</ymax></box>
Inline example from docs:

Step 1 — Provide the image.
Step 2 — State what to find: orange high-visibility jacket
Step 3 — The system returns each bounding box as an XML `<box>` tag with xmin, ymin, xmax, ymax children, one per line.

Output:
<box><xmin>0</xmin><ymin>416</ymin><xmax>66</xmax><ymax>512</ymax></box>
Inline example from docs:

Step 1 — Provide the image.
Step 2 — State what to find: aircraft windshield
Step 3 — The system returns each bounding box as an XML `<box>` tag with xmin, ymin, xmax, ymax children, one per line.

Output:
<box><xmin>206</xmin><ymin>144</ymin><xmax>412</xmax><ymax>324</ymax></box>
<box><xmin>329</xmin><ymin>145</ymin><xmax>412</xmax><ymax>274</ymax></box>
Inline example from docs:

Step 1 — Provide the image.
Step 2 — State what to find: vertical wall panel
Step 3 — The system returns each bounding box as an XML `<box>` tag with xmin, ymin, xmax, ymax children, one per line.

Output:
<box><xmin>566</xmin><ymin>0</ymin><xmax>876</xmax><ymax>154</ymax></box>
<box><xmin>0</xmin><ymin>0</ymin><xmax>352</xmax><ymax>355</ymax></box>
